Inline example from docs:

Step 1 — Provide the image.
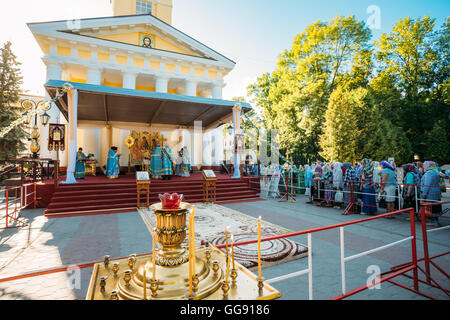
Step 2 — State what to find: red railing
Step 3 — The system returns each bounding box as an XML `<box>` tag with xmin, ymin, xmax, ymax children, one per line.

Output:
<box><xmin>0</xmin><ymin>183</ymin><xmax>37</xmax><ymax>229</ymax></box>
<box><xmin>0</xmin><ymin>206</ymin><xmax>440</xmax><ymax>300</ymax></box>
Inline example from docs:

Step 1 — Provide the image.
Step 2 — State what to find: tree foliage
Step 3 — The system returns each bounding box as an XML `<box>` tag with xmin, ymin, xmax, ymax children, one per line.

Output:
<box><xmin>0</xmin><ymin>41</ymin><xmax>27</xmax><ymax>162</ymax></box>
<box><xmin>248</xmin><ymin>15</ymin><xmax>372</xmax><ymax>164</ymax></box>
<box><xmin>248</xmin><ymin>15</ymin><xmax>449</xmax><ymax>164</ymax></box>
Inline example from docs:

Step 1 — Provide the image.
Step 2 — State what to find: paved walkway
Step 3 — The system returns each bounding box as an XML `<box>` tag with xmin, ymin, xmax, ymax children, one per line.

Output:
<box><xmin>0</xmin><ymin>194</ymin><xmax>448</xmax><ymax>300</ymax></box>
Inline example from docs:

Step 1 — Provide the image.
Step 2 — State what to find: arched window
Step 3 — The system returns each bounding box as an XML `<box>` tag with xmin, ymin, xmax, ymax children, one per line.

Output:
<box><xmin>136</xmin><ymin>0</ymin><xmax>153</xmax><ymax>15</ymax></box>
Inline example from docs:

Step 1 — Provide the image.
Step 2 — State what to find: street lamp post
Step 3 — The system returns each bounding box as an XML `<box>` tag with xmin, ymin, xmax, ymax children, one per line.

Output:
<box><xmin>21</xmin><ymin>99</ymin><xmax>51</xmax><ymax>159</ymax></box>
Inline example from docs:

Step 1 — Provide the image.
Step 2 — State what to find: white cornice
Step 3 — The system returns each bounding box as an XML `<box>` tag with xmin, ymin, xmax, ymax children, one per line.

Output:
<box><xmin>42</xmin><ymin>55</ymin><xmax>224</xmax><ymax>85</ymax></box>
<box><xmin>28</xmin><ymin>14</ymin><xmax>235</xmax><ymax>68</ymax></box>
<box><xmin>34</xmin><ymin>30</ymin><xmax>233</xmax><ymax>70</ymax></box>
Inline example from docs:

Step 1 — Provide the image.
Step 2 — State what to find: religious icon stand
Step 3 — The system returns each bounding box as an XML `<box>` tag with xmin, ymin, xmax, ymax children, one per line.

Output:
<box><xmin>48</xmin><ymin>124</ymin><xmax>65</xmax><ymax>183</ymax></box>
<box><xmin>202</xmin><ymin>170</ymin><xmax>217</xmax><ymax>203</ymax></box>
<box><xmin>136</xmin><ymin>171</ymin><xmax>150</xmax><ymax>208</ymax></box>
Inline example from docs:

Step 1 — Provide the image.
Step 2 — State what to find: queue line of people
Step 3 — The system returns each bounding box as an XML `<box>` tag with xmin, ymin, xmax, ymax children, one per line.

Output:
<box><xmin>260</xmin><ymin>160</ymin><xmax>447</xmax><ymax>227</ymax></box>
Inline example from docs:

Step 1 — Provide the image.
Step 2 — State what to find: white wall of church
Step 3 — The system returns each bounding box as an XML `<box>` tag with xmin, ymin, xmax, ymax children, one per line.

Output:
<box><xmin>202</xmin><ymin>127</ymin><xmax>224</xmax><ymax>166</ymax></box>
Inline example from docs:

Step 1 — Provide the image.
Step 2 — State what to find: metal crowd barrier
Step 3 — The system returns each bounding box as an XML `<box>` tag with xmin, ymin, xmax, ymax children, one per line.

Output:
<box><xmin>249</xmin><ymin>176</ymin><xmax>449</xmax><ymax>216</ymax></box>
<box><xmin>0</xmin><ymin>206</ymin><xmax>447</xmax><ymax>299</ymax></box>
<box><xmin>0</xmin><ymin>183</ymin><xmax>37</xmax><ymax>229</ymax></box>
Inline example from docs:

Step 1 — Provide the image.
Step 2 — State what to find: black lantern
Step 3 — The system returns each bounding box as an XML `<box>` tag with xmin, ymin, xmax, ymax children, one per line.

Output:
<box><xmin>22</xmin><ymin>111</ymin><xmax>31</xmax><ymax>125</ymax></box>
<box><xmin>227</xmin><ymin>124</ymin><xmax>234</xmax><ymax>135</ymax></box>
<box><xmin>40</xmin><ymin>112</ymin><xmax>51</xmax><ymax>126</ymax></box>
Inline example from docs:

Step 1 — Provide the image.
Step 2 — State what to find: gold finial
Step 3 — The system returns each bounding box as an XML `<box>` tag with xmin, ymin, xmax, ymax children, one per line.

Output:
<box><xmin>212</xmin><ymin>260</ymin><xmax>219</xmax><ymax>278</ymax></box>
<box><xmin>221</xmin><ymin>280</ymin><xmax>230</xmax><ymax>299</ymax></box>
<box><xmin>123</xmin><ymin>270</ymin><xmax>132</xmax><ymax>287</ymax></box>
<box><xmin>110</xmin><ymin>290</ymin><xmax>119</xmax><ymax>300</ymax></box>
<box><xmin>150</xmin><ymin>279</ymin><xmax>158</xmax><ymax>298</ymax></box>
<box><xmin>103</xmin><ymin>255</ymin><xmax>110</xmax><ymax>268</ymax></box>
<box><xmin>111</xmin><ymin>262</ymin><xmax>119</xmax><ymax>276</ymax></box>
<box><xmin>128</xmin><ymin>254</ymin><xmax>137</xmax><ymax>269</ymax></box>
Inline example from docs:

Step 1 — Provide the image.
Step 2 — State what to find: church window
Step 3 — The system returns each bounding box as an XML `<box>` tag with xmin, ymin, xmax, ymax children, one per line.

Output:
<box><xmin>136</xmin><ymin>0</ymin><xmax>153</xmax><ymax>15</ymax></box>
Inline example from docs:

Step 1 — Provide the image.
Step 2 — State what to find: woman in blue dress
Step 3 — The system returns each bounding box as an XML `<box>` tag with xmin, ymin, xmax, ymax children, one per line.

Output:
<box><xmin>360</xmin><ymin>158</ymin><xmax>377</xmax><ymax>215</ymax></box>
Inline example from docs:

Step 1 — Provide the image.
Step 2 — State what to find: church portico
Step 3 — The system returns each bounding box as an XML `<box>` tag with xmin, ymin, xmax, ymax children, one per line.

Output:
<box><xmin>28</xmin><ymin>0</ymin><xmax>252</xmax><ymax>184</ymax></box>
<box><xmin>44</xmin><ymin>80</ymin><xmax>251</xmax><ymax>177</ymax></box>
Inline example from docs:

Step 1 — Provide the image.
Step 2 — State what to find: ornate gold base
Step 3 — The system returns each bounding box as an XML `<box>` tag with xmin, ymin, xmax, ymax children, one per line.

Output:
<box><xmin>86</xmin><ymin>245</ymin><xmax>281</xmax><ymax>300</ymax></box>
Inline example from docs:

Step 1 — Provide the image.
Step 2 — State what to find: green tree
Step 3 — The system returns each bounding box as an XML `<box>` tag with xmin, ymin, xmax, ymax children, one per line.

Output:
<box><xmin>425</xmin><ymin>122</ymin><xmax>450</xmax><ymax>164</ymax></box>
<box><xmin>248</xmin><ymin>15</ymin><xmax>372</xmax><ymax>164</ymax></box>
<box><xmin>0</xmin><ymin>41</ymin><xmax>27</xmax><ymax>162</ymax></box>
<box><xmin>374</xmin><ymin>16</ymin><xmax>449</xmax><ymax>158</ymax></box>
<box><xmin>319</xmin><ymin>87</ymin><xmax>412</xmax><ymax>164</ymax></box>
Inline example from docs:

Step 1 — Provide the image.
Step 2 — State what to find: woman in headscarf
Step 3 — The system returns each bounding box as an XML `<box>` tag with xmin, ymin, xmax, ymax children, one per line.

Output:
<box><xmin>313</xmin><ymin>164</ymin><xmax>323</xmax><ymax>205</ymax></box>
<box><xmin>373</xmin><ymin>161</ymin><xmax>381</xmax><ymax>190</ymax></box>
<box><xmin>297</xmin><ymin>164</ymin><xmax>306</xmax><ymax>195</ymax></box>
<box><xmin>304</xmin><ymin>164</ymin><xmax>314</xmax><ymax>203</ymax></box>
<box><xmin>322</xmin><ymin>164</ymin><xmax>334</xmax><ymax>207</ymax></box>
<box><xmin>332</xmin><ymin>162</ymin><xmax>344</xmax><ymax>207</ymax></box>
<box><xmin>333</xmin><ymin>162</ymin><xmax>343</xmax><ymax>190</ymax></box>
<box><xmin>421</xmin><ymin>161</ymin><xmax>442</xmax><ymax>226</ymax></box>
<box><xmin>355</xmin><ymin>162</ymin><xmax>362</xmax><ymax>199</ymax></box>
<box><xmin>416</xmin><ymin>161</ymin><xmax>424</xmax><ymax>180</ymax></box>
<box><xmin>380</xmin><ymin>160</ymin><xmax>397</xmax><ymax>216</ymax></box>
<box><xmin>360</xmin><ymin>158</ymin><xmax>377</xmax><ymax>215</ymax></box>
<box><xmin>343</xmin><ymin>162</ymin><xmax>357</xmax><ymax>208</ymax></box>
<box><xmin>402</xmin><ymin>163</ymin><xmax>419</xmax><ymax>211</ymax></box>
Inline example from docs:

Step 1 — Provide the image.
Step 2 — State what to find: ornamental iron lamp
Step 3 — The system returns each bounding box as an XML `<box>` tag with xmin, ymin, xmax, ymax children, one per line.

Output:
<box><xmin>21</xmin><ymin>99</ymin><xmax>52</xmax><ymax>158</ymax></box>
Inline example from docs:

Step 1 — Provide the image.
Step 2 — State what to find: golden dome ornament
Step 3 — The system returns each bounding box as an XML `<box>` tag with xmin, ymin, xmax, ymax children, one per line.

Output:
<box><xmin>125</xmin><ymin>135</ymin><xmax>135</xmax><ymax>148</ymax></box>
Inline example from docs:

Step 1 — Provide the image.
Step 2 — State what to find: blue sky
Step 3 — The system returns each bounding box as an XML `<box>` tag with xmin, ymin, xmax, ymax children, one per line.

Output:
<box><xmin>1</xmin><ymin>0</ymin><xmax>448</xmax><ymax>99</ymax></box>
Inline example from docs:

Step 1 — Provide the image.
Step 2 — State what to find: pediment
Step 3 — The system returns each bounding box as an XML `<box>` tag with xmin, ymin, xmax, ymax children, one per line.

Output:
<box><xmin>28</xmin><ymin>14</ymin><xmax>235</xmax><ymax>67</ymax></box>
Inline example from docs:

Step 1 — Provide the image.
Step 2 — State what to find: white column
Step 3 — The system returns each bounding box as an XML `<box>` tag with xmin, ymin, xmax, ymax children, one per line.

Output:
<box><xmin>232</xmin><ymin>104</ymin><xmax>242</xmax><ymax>179</ymax></box>
<box><xmin>156</xmin><ymin>76</ymin><xmax>168</xmax><ymax>93</ymax></box>
<box><xmin>185</xmin><ymin>80</ymin><xmax>197</xmax><ymax>96</ymax></box>
<box><xmin>212</xmin><ymin>84</ymin><xmax>223</xmax><ymax>100</ymax></box>
<box><xmin>61</xmin><ymin>89</ymin><xmax>78</xmax><ymax>184</ymax></box>
<box><xmin>123</xmin><ymin>72</ymin><xmax>136</xmax><ymax>89</ymax></box>
<box><xmin>87</xmin><ymin>67</ymin><xmax>102</xmax><ymax>85</ymax></box>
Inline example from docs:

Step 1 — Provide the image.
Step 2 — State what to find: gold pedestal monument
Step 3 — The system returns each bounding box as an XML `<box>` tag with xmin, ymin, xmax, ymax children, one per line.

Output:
<box><xmin>86</xmin><ymin>197</ymin><xmax>281</xmax><ymax>300</ymax></box>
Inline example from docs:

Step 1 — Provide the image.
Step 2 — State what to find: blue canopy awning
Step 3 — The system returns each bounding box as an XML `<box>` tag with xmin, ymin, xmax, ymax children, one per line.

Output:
<box><xmin>45</xmin><ymin>80</ymin><xmax>252</xmax><ymax>128</ymax></box>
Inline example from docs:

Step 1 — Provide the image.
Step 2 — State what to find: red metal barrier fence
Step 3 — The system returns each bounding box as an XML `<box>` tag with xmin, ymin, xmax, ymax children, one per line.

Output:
<box><xmin>0</xmin><ymin>204</ymin><xmax>447</xmax><ymax>299</ymax></box>
<box><xmin>0</xmin><ymin>183</ymin><xmax>37</xmax><ymax>229</ymax></box>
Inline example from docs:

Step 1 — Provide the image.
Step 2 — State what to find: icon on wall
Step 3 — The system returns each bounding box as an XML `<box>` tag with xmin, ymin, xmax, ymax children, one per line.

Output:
<box><xmin>140</xmin><ymin>33</ymin><xmax>155</xmax><ymax>48</ymax></box>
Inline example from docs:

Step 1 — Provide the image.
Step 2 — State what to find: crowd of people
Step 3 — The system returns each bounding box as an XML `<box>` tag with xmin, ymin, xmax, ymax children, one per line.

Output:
<box><xmin>261</xmin><ymin>159</ymin><xmax>448</xmax><ymax>227</ymax></box>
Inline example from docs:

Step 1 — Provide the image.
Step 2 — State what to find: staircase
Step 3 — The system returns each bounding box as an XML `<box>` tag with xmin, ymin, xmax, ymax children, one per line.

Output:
<box><xmin>44</xmin><ymin>178</ymin><xmax>261</xmax><ymax>218</ymax></box>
